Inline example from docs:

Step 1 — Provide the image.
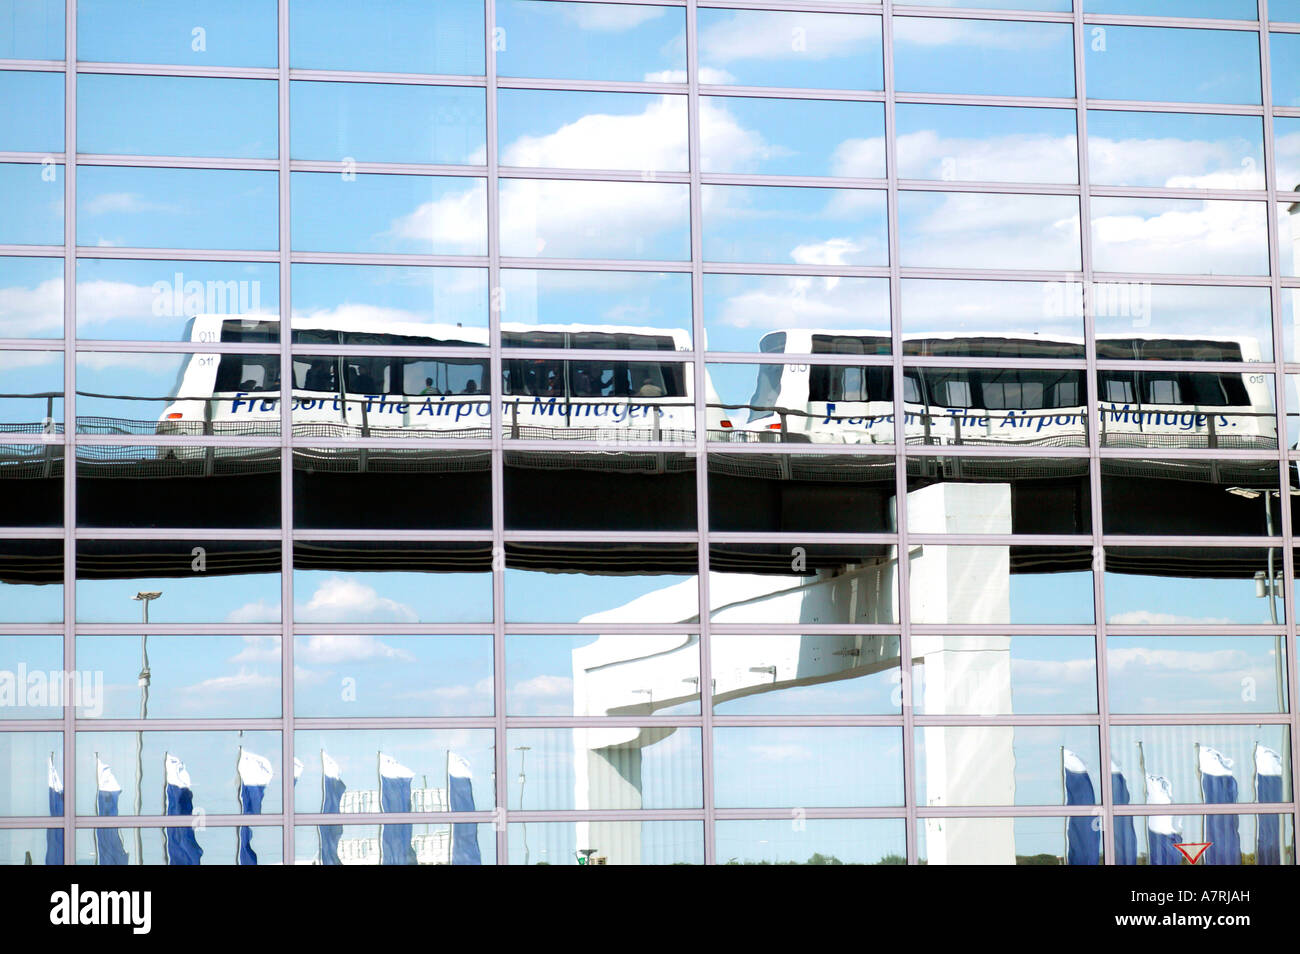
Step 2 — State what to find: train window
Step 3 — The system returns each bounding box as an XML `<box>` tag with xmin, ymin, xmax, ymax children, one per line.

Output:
<box><xmin>220</xmin><ymin>319</ymin><xmax>278</xmax><ymax>343</ymax></box>
<box><xmin>400</xmin><ymin>358</ymin><xmax>485</xmax><ymax>396</ymax></box>
<box><xmin>809</xmin><ymin>366</ymin><xmax>892</xmax><ymax>404</ymax></box>
<box><xmin>215</xmin><ymin>355</ymin><xmax>279</xmax><ymax>393</ymax></box>
<box><xmin>1146</xmin><ymin>375</ymin><xmax>1180</xmax><ymax>404</ymax></box>
<box><xmin>502</xmin><ymin>359</ymin><xmax>685</xmax><ymax>398</ymax></box>
<box><xmin>294</xmin><ymin>357</ymin><xmax>337</xmax><ymax>392</ymax></box>
<box><xmin>1101</xmin><ymin>373</ymin><xmax>1136</xmax><ymax>403</ymax></box>
<box><xmin>903</xmin><ymin>372</ymin><xmax>922</xmax><ymax>404</ymax></box>
<box><xmin>812</xmin><ymin>334</ymin><xmax>890</xmax><ymax>356</ymax></box>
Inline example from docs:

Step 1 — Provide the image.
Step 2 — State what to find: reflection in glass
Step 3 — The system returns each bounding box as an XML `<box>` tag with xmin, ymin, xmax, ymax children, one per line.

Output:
<box><xmin>1088</xmin><ymin>110</ymin><xmax>1264</xmax><ymax>190</ymax></box>
<box><xmin>288</xmin><ymin>0</ymin><xmax>484</xmax><ymax>74</ymax></box>
<box><xmin>702</xmin><ymin>185</ymin><xmax>888</xmax><ymax>266</ymax></box>
<box><xmin>76</xmin><ymin>634</ymin><xmax>279</xmax><ymax>720</ymax></box>
<box><xmin>1101</xmin><ymin>458</ymin><xmax>1280</xmax><ymax>536</ymax></box>
<box><xmin>1108</xmin><ymin>635</ymin><xmax>1287</xmax><ymax>715</ymax></box>
<box><xmin>1084</xmin><ymin>0</ymin><xmax>1256</xmax><ymax>16</ymax></box>
<box><xmin>294</xmin><ymin>823</ymin><xmax>494</xmax><ymax>865</ymax></box>
<box><xmin>896</xmin><ymin>103</ymin><xmax>1076</xmax><ymax>184</ymax></box>
<box><xmin>717</xmin><ymin>818</ymin><xmax>906</xmax><ymax>866</ymax></box>
<box><xmin>506</xmin><ymin>727</ymin><xmax>702</xmax><ymax>810</ymax></box>
<box><xmin>0</xmin><ymin>444</ymin><xmax>62</xmax><ymax>527</ymax></box>
<box><xmin>78</xmin><ymin>166</ymin><xmax>277</xmax><ymax>250</ymax></box>
<box><xmin>0</xmin><ymin>162</ymin><xmax>63</xmax><ymax>246</ymax></box>
<box><xmin>494</xmin><ymin>0</ymin><xmax>684</xmax><ymax>83</ymax></box>
<box><xmin>1110</xmin><ymin>724</ymin><xmax>1291</xmax><ymax>807</ymax></box>
<box><xmin>1277</xmin><ymin>117</ymin><xmax>1300</xmax><ymax>195</ymax></box>
<box><xmin>76</xmin><ymin>539</ymin><xmax>280</xmax><ymax>624</ymax></box>
<box><xmin>506</xmin><ymin>634</ymin><xmax>700</xmax><ymax>717</ymax></box>
<box><xmin>505</xmin><ymin>451</ymin><xmax>695</xmax><ymax>531</ymax></box>
<box><xmin>1091</xmin><ymin>197</ymin><xmax>1270</xmax><ymax>276</ymax></box>
<box><xmin>916</xmin><ymin>726</ymin><xmax>1101</xmax><ymax>806</ymax></box>
<box><xmin>0</xmin><ymin>732</ymin><xmax>62</xmax><ymax>818</ymax></box>
<box><xmin>702</xmin><ymin>274</ymin><xmax>889</xmax><ymax>354</ymax></box>
<box><xmin>500</xmin><ymin>178</ymin><xmax>689</xmax><ymax>261</ymax></box>
<box><xmin>291</xmin><ymin>82</ymin><xmax>486</xmax><ymax>165</ymax></box>
<box><xmin>710</xmin><ymin>543</ymin><xmax>899</xmax><ymax>625</ymax></box>
<box><xmin>76</xmin><ymin>258</ymin><xmax>277</xmax><ymax>342</ymax></box>
<box><xmin>78</xmin><ymin>446</ymin><xmax>280</xmax><ymax>529</ymax></box>
<box><xmin>293</xmin><ymin>729</ymin><xmax>495</xmax><ymax>814</ymax></box>
<box><xmin>74</xmin><ymin>730</ymin><xmax>281</xmax><ymax>816</ymax></box>
<box><xmin>292</xmin><ymin>173</ymin><xmax>485</xmax><ymax>255</ymax></box>
<box><xmin>1118</xmin><ymin>814</ymin><xmax>1293</xmax><ymax>866</ymax></box>
<box><xmin>75</xmin><ymin>826</ymin><xmax>282</xmax><ymax>866</ymax></box>
<box><xmin>908</xmin><ymin>456</ymin><xmax>1090</xmax><ymax>535</ymax></box>
<box><xmin>0</xmin><ymin>72</ymin><xmax>63</xmax><ymax>153</ymax></box>
<box><xmin>711</xmin><ymin>633</ymin><xmax>900</xmax><ymax>715</ymax></box>
<box><xmin>0</xmin><ymin>540</ymin><xmax>62</xmax><ymax>623</ymax></box>
<box><xmin>79</xmin><ymin>75</ymin><xmax>278</xmax><ymax>159</ymax></box>
<box><xmin>701</xmin><ymin>97</ymin><xmax>885</xmax><ymax>178</ymax></box>
<box><xmin>1272</xmin><ymin>32</ymin><xmax>1300</xmax><ymax>108</ymax></box>
<box><xmin>900</xmin><ymin>279</ymin><xmax>1083</xmax><ymax>350</ymax></box>
<box><xmin>898</xmin><ymin>192</ymin><xmax>1081</xmax><ymax>270</ymax></box>
<box><xmin>507</xmin><ymin>821</ymin><xmax>699</xmax><ymax>865</ymax></box>
<box><xmin>0</xmin><ymin>257</ymin><xmax>62</xmax><ymax>340</ymax></box>
<box><xmin>294</xmin><ymin>540</ymin><xmax>492</xmax><ymax>624</ymax></box>
<box><xmin>0</xmin><ymin>829</ymin><xmax>63</xmax><ymax>865</ymax></box>
<box><xmin>893</xmin><ymin>18</ymin><xmax>1074</xmax><ymax>98</ymax></box>
<box><xmin>295</xmin><ymin>635</ymin><xmax>493</xmax><ymax>717</ymax></box>
<box><xmin>501</xmin><ymin>269</ymin><xmax>691</xmax><ymax>343</ymax></box>
<box><xmin>697</xmin><ymin>9</ymin><xmax>883</xmax><ymax>90</ymax></box>
<box><xmin>292</xmin><ymin>264</ymin><xmax>487</xmax><ymax>339</ymax></box>
<box><xmin>905</xmin><ymin>366</ymin><xmax>1088</xmax><ymax>448</ymax></box>
<box><xmin>918</xmin><ymin>816</ymin><xmax>1101</xmax><ymax>865</ymax></box>
<box><xmin>709</xmin><ymin>453</ymin><xmax>896</xmax><ymax>533</ymax></box>
<box><xmin>1085</xmin><ymin>26</ymin><xmax>1261</xmax><ymax>105</ymax></box>
<box><xmin>713</xmin><ymin>727</ymin><xmax>903</xmax><ymax>807</ymax></box>
<box><xmin>1105</xmin><ymin>547</ymin><xmax>1283</xmax><ymax>626</ymax></box>
<box><xmin>505</xmin><ymin>542</ymin><xmax>697</xmax><ymax>624</ymax></box>
<box><xmin>1097</xmin><ymin>369</ymin><xmax>1275</xmax><ymax>450</ymax></box>
<box><xmin>0</xmin><ymin>0</ymin><xmax>62</xmax><ymax>58</ymax></box>
<box><xmin>914</xmin><ymin>634</ymin><xmax>1098</xmax><ymax>715</ymax></box>
<box><xmin>910</xmin><ymin>546</ymin><xmax>1095</xmax><ymax>625</ymax></box>
<box><xmin>499</xmin><ymin>89</ymin><xmax>686</xmax><ymax>173</ymax></box>
<box><xmin>0</xmin><ymin>635</ymin><xmax>63</xmax><ymax>720</ymax></box>
<box><xmin>79</xmin><ymin>0</ymin><xmax>277</xmax><ymax>67</ymax></box>
<box><xmin>1280</xmin><ymin>201</ymin><xmax>1300</xmax><ymax>279</ymax></box>
<box><xmin>1094</xmin><ymin>285</ymin><xmax>1271</xmax><ymax>362</ymax></box>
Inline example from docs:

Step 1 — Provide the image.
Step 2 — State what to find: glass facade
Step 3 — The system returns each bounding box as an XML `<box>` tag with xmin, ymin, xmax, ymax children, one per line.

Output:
<box><xmin>0</xmin><ymin>0</ymin><xmax>1297</xmax><ymax>867</ymax></box>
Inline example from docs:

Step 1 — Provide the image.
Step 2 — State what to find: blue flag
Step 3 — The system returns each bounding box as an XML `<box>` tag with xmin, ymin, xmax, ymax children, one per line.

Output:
<box><xmin>163</xmin><ymin>754</ymin><xmax>204</xmax><ymax>866</ymax></box>
<box><xmin>45</xmin><ymin>756</ymin><xmax>63</xmax><ymax>866</ymax></box>
<box><xmin>1111</xmin><ymin>762</ymin><xmax>1137</xmax><ymax>866</ymax></box>
<box><xmin>94</xmin><ymin>757</ymin><xmax>128</xmax><ymax>866</ymax></box>
<box><xmin>379</xmin><ymin>754</ymin><xmax>416</xmax><ymax>865</ymax></box>
<box><xmin>448</xmin><ymin>752</ymin><xmax>481</xmax><ymax>866</ymax></box>
<box><xmin>1199</xmin><ymin>746</ymin><xmax>1241</xmax><ymax>866</ymax></box>
<box><xmin>1254</xmin><ymin>745</ymin><xmax>1283</xmax><ymax>866</ymax></box>
<box><xmin>1144</xmin><ymin>774</ymin><xmax>1182</xmax><ymax>865</ymax></box>
<box><xmin>237</xmin><ymin>749</ymin><xmax>273</xmax><ymax>866</ymax></box>
<box><xmin>1063</xmin><ymin>749</ymin><xmax>1100</xmax><ymax>865</ymax></box>
<box><xmin>319</xmin><ymin>751</ymin><xmax>345</xmax><ymax>866</ymax></box>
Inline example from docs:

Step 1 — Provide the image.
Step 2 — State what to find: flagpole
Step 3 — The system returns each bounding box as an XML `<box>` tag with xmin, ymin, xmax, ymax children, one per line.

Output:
<box><xmin>132</xmin><ymin>591</ymin><xmax>160</xmax><ymax>865</ymax></box>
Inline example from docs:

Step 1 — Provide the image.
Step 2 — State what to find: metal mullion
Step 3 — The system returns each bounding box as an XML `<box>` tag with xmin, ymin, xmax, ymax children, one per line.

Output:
<box><xmin>686</xmin><ymin>0</ymin><xmax>717</xmax><ymax>867</ymax></box>
<box><xmin>292</xmin><ymin>160</ymin><xmax>485</xmax><ymax>179</ymax></box>
<box><xmin>291</xmin><ymin>343</ymin><xmax>490</xmax><ymax>359</ymax></box>
<box><xmin>1113</xmin><ymin>802</ymin><xmax>1297</xmax><ymax>815</ymax></box>
<box><xmin>881</xmin><ymin>0</ymin><xmax>919</xmax><ymax>866</ymax></box>
<box><xmin>73</xmin><ymin>814</ymin><xmax>284</xmax><ymax>827</ymax></box>
<box><xmin>75</xmin><ymin>154</ymin><xmax>279</xmax><ymax>171</ymax></box>
<box><xmin>293</xmin><ymin>529</ymin><xmax>494</xmax><ymax>542</ymax></box>
<box><xmin>72</xmin><ymin>339</ymin><xmax>284</xmax><ymax>354</ymax></box>
<box><xmin>699</xmin><ymin>0</ymin><xmax>883</xmax><ymax>12</ymax></box>
<box><xmin>1086</xmin><ymin>98</ymin><xmax>1265</xmax><ymax>116</ymax></box>
<box><xmin>75</xmin><ymin>246</ymin><xmax>279</xmax><ymax>263</ymax></box>
<box><xmin>1110</xmin><ymin>713</ymin><xmax>1296</xmax><ymax>726</ymax></box>
<box><xmin>1100</xmin><ymin>535</ymin><xmax>1284</xmax><ymax>547</ymax></box>
<box><xmin>0</xmin><ymin>58</ymin><xmax>64</xmax><ymax>71</ymax></box>
<box><xmin>499</xmin><ymin>166</ymin><xmax>690</xmax><ymax>184</ymax></box>
<box><xmin>506</xmin><ymin>716</ymin><xmax>704</xmax><ymax>728</ymax></box>
<box><xmin>296</xmin><ymin>717</ymin><xmax>496</xmax><ymax>730</ymax></box>
<box><xmin>73</xmin><ymin>435</ymin><xmax>282</xmax><ymax>446</ymax></box>
<box><xmin>291</xmin><ymin>251</ymin><xmax>489</xmax><ymax>267</ymax></box>
<box><xmin>60</xmin><ymin>0</ymin><xmax>76</xmax><ymax>866</ymax></box>
<box><xmin>0</xmin><ymin>150</ymin><xmax>65</xmax><ymax>163</ymax></box>
<box><xmin>0</xmin><ymin>245</ymin><xmax>65</xmax><ymax>257</ymax></box>
<box><xmin>293</xmin><ymin>811</ymin><xmax>492</xmax><ymax>824</ymax></box>
<box><xmin>75</xmin><ymin>528</ymin><xmax>284</xmax><ymax>540</ymax></box>
<box><xmin>1078</xmin><ymin>14</ymin><xmax>1262</xmax><ymax>31</ymax></box>
<box><xmin>700</xmin><ymin>84</ymin><xmax>886</xmax><ymax>103</ymax></box>
<box><xmin>1259</xmin><ymin>0</ymin><xmax>1300</xmax><ymax>833</ymax></box>
<box><xmin>277</xmin><ymin>0</ymin><xmax>295</xmax><ymax>867</ymax></box>
<box><xmin>73</xmin><ymin>623</ymin><xmax>282</xmax><ymax>635</ymax></box>
<box><xmin>75</xmin><ymin>62</ymin><xmax>279</xmax><ymax>80</ymax></box>
<box><xmin>503</xmin><ymin>622</ymin><xmax>701</xmax><ymax>635</ymax></box>
<box><xmin>711</xmin><ymin>715</ymin><xmax>902</xmax><ymax>727</ymax></box>
<box><xmin>288</xmin><ymin>69</ymin><xmax>486</xmax><ymax>87</ymax></box>
<box><xmin>502</xmin><ymin>529</ymin><xmax>698</xmax><ymax>543</ymax></box>
<box><xmin>498</xmin><ymin>256</ymin><xmax>691</xmax><ymax>272</ymax></box>
<box><xmin>485</xmin><ymin>0</ymin><xmax>510</xmax><ymax>868</ymax></box>
<box><xmin>276</xmin><ymin>623</ymin><xmax>495</xmax><ymax>636</ymax></box>
<box><xmin>1101</xmin><ymin>445</ymin><xmax>1287</xmax><ymax>460</ymax></box>
<box><xmin>495</xmin><ymin>77</ymin><xmax>687</xmax><ymax>95</ymax></box>
<box><xmin>491</xmin><ymin>346</ymin><xmax>695</xmax><ymax>363</ymax></box>
<box><xmin>77</xmin><ymin>719</ymin><xmax>284</xmax><ymax>732</ymax></box>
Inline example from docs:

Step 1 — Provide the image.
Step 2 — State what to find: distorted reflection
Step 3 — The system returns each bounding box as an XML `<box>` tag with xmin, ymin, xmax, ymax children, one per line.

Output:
<box><xmin>1087</xmin><ymin>110</ymin><xmax>1265</xmax><ymax>190</ymax></box>
<box><xmin>696</xmin><ymin>9</ymin><xmax>883</xmax><ymax>90</ymax></box>
<box><xmin>0</xmin><ymin>443</ymin><xmax>62</xmax><ymax>527</ymax></box>
<box><xmin>1101</xmin><ymin>458</ymin><xmax>1280</xmax><ymax>535</ymax></box>
<box><xmin>916</xmin><ymin>726</ymin><xmax>1100</xmax><ymax>807</ymax></box>
<box><xmin>913</xmin><ymin>634</ymin><xmax>1098</xmax><ymax>715</ymax></box>
<box><xmin>1107</xmin><ymin>635</ymin><xmax>1288</xmax><ymax>715</ymax></box>
<box><xmin>0</xmin><ymin>732</ymin><xmax>62</xmax><ymax>817</ymax></box>
<box><xmin>702</xmin><ymin>185</ymin><xmax>888</xmax><ymax>266</ymax></box>
<box><xmin>1096</xmin><ymin>369</ymin><xmax>1275</xmax><ymax>450</ymax></box>
<box><xmin>910</xmin><ymin>545</ymin><xmax>1095</xmax><ymax>625</ymax></box>
<box><xmin>895</xmin><ymin>103</ymin><xmax>1077</xmax><ymax>184</ymax></box>
<box><xmin>295</xmin><ymin>824</ymin><xmax>494</xmax><ymax>866</ymax></box>
<box><xmin>709</xmin><ymin>453</ymin><xmax>895</xmax><ymax>533</ymax></box>
<box><xmin>700</xmin><ymin>98</ymin><xmax>885</xmax><ymax>178</ymax></box>
<box><xmin>1090</xmin><ymin>197</ymin><xmax>1270</xmax><ymax>276</ymax></box>
<box><xmin>1110</xmin><ymin>725</ymin><xmax>1292</xmax><ymax>810</ymax></box>
<box><xmin>713</xmin><ymin>727</ymin><xmax>903</xmax><ymax>807</ymax></box>
<box><xmin>717</xmin><ymin>819</ymin><xmax>906</xmax><ymax>866</ymax></box>
<box><xmin>75</xmin><ymin>827</ymin><xmax>282</xmax><ymax>866</ymax></box>
<box><xmin>908</xmin><ymin>456</ymin><xmax>1090</xmax><ymax>534</ymax></box>
<box><xmin>507</xmin><ymin>821</ymin><xmax>699</xmax><ymax>866</ymax></box>
<box><xmin>505</xmin><ymin>451</ymin><xmax>695</xmax><ymax>531</ymax></box>
<box><xmin>505</xmin><ymin>542</ymin><xmax>697</xmax><ymax>623</ymax></box>
<box><xmin>0</xmin><ymin>540</ymin><xmax>62</xmax><ymax>623</ymax></box>
<box><xmin>1105</xmin><ymin>547</ymin><xmax>1283</xmax><ymax>626</ymax></box>
<box><xmin>918</xmin><ymin>816</ymin><xmax>1101</xmax><ymax>865</ymax></box>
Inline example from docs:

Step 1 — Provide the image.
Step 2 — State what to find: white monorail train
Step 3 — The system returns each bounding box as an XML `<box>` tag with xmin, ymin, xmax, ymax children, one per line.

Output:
<box><xmin>158</xmin><ymin>315</ymin><xmax>726</xmax><ymax>442</ymax></box>
<box><xmin>728</xmin><ymin>329</ymin><xmax>1275</xmax><ymax>448</ymax></box>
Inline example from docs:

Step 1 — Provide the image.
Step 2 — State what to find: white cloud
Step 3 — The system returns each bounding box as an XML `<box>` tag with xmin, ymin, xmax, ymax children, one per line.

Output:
<box><xmin>81</xmin><ymin>192</ymin><xmax>179</xmax><ymax>216</ymax></box>
<box><xmin>0</xmin><ymin>277</ymin><xmax>62</xmax><ymax>337</ymax></box>
<box><xmin>296</xmin><ymin>635</ymin><xmax>415</xmax><ymax>664</ymax></box>
<box><xmin>295</xmin><ymin>576</ymin><xmax>418</xmax><ymax>624</ymax></box>
<box><xmin>1106</xmin><ymin>611</ymin><xmax>1238</xmax><ymax>626</ymax></box>
<box><xmin>511</xmin><ymin>674</ymin><xmax>573</xmax><ymax>698</ymax></box>
<box><xmin>501</xmin><ymin>94</ymin><xmax>688</xmax><ymax>172</ymax></box>
<box><xmin>181</xmin><ymin>667</ymin><xmax>278</xmax><ymax>694</ymax></box>
<box><xmin>699</xmin><ymin>10</ymin><xmax>878</xmax><ymax>64</ymax></box>
<box><xmin>562</xmin><ymin>3</ymin><xmax>664</xmax><ymax>31</ymax></box>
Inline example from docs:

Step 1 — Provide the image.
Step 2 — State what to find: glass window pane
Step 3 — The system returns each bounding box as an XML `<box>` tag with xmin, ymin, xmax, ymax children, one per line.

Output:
<box><xmin>0</xmin><ymin>732</ymin><xmax>63</xmax><ymax>816</ymax></box>
<box><xmin>0</xmin><ymin>162</ymin><xmax>63</xmax><ymax>246</ymax></box>
<box><xmin>710</xmin><ymin>543</ymin><xmax>900</xmax><ymax>624</ymax></box>
<box><xmin>709</xmin><ymin>453</ymin><xmax>896</xmax><ymax>533</ymax></box>
<box><xmin>505</xmin><ymin>450</ymin><xmax>695</xmax><ymax>531</ymax></box>
<box><xmin>0</xmin><ymin>541</ymin><xmax>62</xmax><ymax>623</ymax></box>
<box><xmin>506</xmin><ymin>821</ymin><xmax>698</xmax><ymax>866</ymax></box>
<box><xmin>295</xmin><ymin>823</ymin><xmax>495</xmax><ymax>865</ymax></box>
<box><xmin>76</xmin><ymin>258</ymin><xmax>277</xmax><ymax>342</ymax></box>
<box><xmin>292</xmin><ymin>172</ymin><xmax>485</xmax><ymax>255</ymax></box>
<box><xmin>898</xmin><ymin>191</ymin><xmax>1081</xmax><ymax>270</ymax></box>
<box><xmin>697</xmin><ymin>9</ymin><xmax>883</xmax><ymax>90</ymax></box>
<box><xmin>506</xmin><ymin>543</ymin><xmax>697</xmax><ymax>624</ymax></box>
<box><xmin>79</xmin><ymin>75</ymin><xmax>277</xmax><ymax>159</ymax></box>
<box><xmin>1108</xmin><ymin>634</ymin><xmax>1287</xmax><ymax>715</ymax></box>
<box><xmin>0</xmin><ymin>71</ymin><xmax>63</xmax><ymax>153</ymax></box>
<box><xmin>1277</xmin><ymin>117</ymin><xmax>1300</xmax><ymax>192</ymax></box>
<box><xmin>1101</xmin><ymin>458</ymin><xmax>1280</xmax><ymax>536</ymax></box>
<box><xmin>1097</xmin><ymin>370</ymin><xmax>1275</xmax><ymax>450</ymax></box>
<box><xmin>703</xmin><ymin>185</ymin><xmax>887</xmax><ymax>267</ymax></box>
<box><xmin>1115</xmin><ymin>814</ymin><xmax>1292</xmax><ymax>866</ymax></box>
<box><xmin>0</xmin><ymin>829</ymin><xmax>63</xmax><ymax>865</ymax></box>
<box><xmin>713</xmin><ymin>726</ymin><xmax>904</xmax><ymax>808</ymax></box>
<box><xmin>914</xmin><ymin>634</ymin><xmax>1098</xmax><ymax>715</ymax></box>
<box><xmin>1094</xmin><ymin>284</ymin><xmax>1272</xmax><ymax>361</ymax></box>
<box><xmin>910</xmin><ymin>545</ymin><xmax>1096</xmax><ymax>625</ymax></box>
<box><xmin>291</xmin><ymin>81</ymin><xmax>485</xmax><ymax>165</ymax></box>
<box><xmin>0</xmin><ymin>348</ymin><xmax>63</xmax><ymax>428</ymax></box>
<box><xmin>1272</xmin><ymin>32</ymin><xmax>1300</xmax><ymax>108</ymax></box>
<box><xmin>908</xmin><ymin>456</ymin><xmax>1091</xmax><ymax>535</ymax></box>
<box><xmin>289</xmin><ymin>0</ymin><xmax>484</xmax><ymax>75</ymax></box>
<box><xmin>916</xmin><ymin>726</ymin><xmax>1101</xmax><ymax>807</ymax></box>
<box><xmin>0</xmin><ymin>444</ymin><xmax>62</xmax><ymax>527</ymax></box>
<box><xmin>894</xmin><ymin>18</ymin><xmax>1074</xmax><ymax>98</ymax></box>
<box><xmin>78</xmin><ymin>0</ymin><xmax>277</xmax><ymax>68</ymax></box>
<box><xmin>906</xmin><ymin>366</ymin><xmax>1089</xmax><ymax>448</ymax></box>
<box><xmin>701</xmin><ymin>97</ymin><xmax>885</xmax><ymax>178</ymax></box>
<box><xmin>1088</xmin><ymin>110</ymin><xmax>1264</xmax><ymax>190</ymax></box>
<box><xmin>896</xmin><ymin>103</ymin><xmax>1076</xmax><ymax>184</ymax></box>
<box><xmin>1085</xmin><ymin>26</ymin><xmax>1261</xmax><ymax>105</ymax></box>
<box><xmin>500</xmin><ymin>178</ymin><xmax>689</xmax><ymax>261</ymax></box>
<box><xmin>1090</xmin><ymin>197</ymin><xmax>1270</xmax><ymax>276</ymax></box>
<box><xmin>0</xmin><ymin>0</ymin><xmax>63</xmax><ymax>58</ymax></box>
<box><xmin>901</xmin><ymin>279</ymin><xmax>1084</xmax><ymax>354</ymax></box>
<box><xmin>77</xmin><ymin>166</ymin><xmax>277</xmax><ymax>250</ymax></box>
<box><xmin>494</xmin><ymin>0</ymin><xmax>685</xmax><ymax>83</ymax></box>
<box><xmin>703</xmin><ymin>274</ymin><xmax>889</xmax><ymax>354</ymax></box>
<box><xmin>506</xmin><ymin>727</ymin><xmax>702</xmax><ymax>810</ymax></box>
<box><xmin>0</xmin><ymin>256</ymin><xmax>63</xmax><ymax>339</ymax></box>
<box><xmin>499</xmin><ymin>89</ymin><xmax>686</xmax><ymax>173</ymax></box>
<box><xmin>1110</xmin><ymin>724</ymin><xmax>1291</xmax><ymax>806</ymax></box>
<box><xmin>717</xmin><ymin>818</ymin><xmax>907</xmax><ymax>866</ymax></box>
<box><xmin>77</xmin><ymin>826</ymin><xmax>281</xmax><ymax>865</ymax></box>
<box><xmin>918</xmin><ymin>816</ymin><xmax>1099</xmax><ymax>865</ymax></box>
<box><xmin>0</xmin><ymin>635</ymin><xmax>63</xmax><ymax>719</ymax></box>
<box><xmin>292</xmin><ymin>264</ymin><xmax>486</xmax><ymax>343</ymax></box>
<box><xmin>1105</xmin><ymin>546</ymin><xmax>1282</xmax><ymax>625</ymax></box>
<box><xmin>506</xmin><ymin>633</ymin><xmax>701</xmax><ymax>717</ymax></box>
<box><xmin>1084</xmin><ymin>0</ymin><xmax>1256</xmax><ymax>15</ymax></box>
<box><xmin>501</xmin><ymin>269</ymin><xmax>692</xmax><ymax>345</ymax></box>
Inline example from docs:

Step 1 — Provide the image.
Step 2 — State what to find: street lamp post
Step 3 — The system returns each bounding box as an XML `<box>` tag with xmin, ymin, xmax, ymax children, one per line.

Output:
<box><xmin>132</xmin><ymin>591</ymin><xmax>160</xmax><ymax>864</ymax></box>
<box><xmin>514</xmin><ymin>745</ymin><xmax>530</xmax><ymax>866</ymax></box>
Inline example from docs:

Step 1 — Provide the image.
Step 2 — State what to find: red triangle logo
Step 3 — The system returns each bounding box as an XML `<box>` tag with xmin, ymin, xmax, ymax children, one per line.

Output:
<box><xmin>1174</xmin><ymin>843</ymin><xmax>1211</xmax><ymax>864</ymax></box>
